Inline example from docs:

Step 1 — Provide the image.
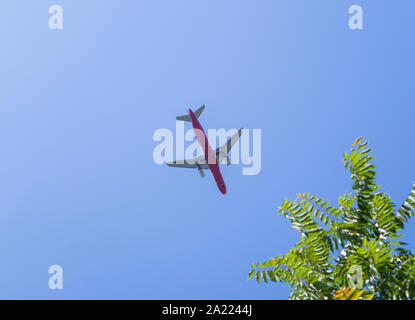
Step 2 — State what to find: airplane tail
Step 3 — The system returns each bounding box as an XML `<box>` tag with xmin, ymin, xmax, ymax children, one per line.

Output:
<box><xmin>176</xmin><ymin>105</ymin><xmax>205</xmax><ymax>122</ymax></box>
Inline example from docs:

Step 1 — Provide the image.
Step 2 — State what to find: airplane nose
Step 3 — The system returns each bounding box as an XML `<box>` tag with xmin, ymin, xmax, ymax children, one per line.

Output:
<box><xmin>218</xmin><ymin>182</ymin><xmax>227</xmax><ymax>195</ymax></box>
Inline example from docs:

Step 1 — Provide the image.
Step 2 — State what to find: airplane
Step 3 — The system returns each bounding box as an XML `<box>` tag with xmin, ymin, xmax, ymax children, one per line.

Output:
<box><xmin>166</xmin><ymin>105</ymin><xmax>242</xmax><ymax>195</ymax></box>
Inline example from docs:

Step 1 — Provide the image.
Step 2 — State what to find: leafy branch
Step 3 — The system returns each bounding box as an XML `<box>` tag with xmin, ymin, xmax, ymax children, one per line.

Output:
<box><xmin>249</xmin><ymin>138</ymin><xmax>415</xmax><ymax>300</ymax></box>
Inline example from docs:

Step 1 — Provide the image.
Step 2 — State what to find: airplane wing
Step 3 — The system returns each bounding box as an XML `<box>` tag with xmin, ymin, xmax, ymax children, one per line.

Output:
<box><xmin>165</xmin><ymin>154</ymin><xmax>209</xmax><ymax>169</ymax></box>
<box><xmin>166</xmin><ymin>127</ymin><xmax>242</xmax><ymax>168</ymax></box>
<box><xmin>215</xmin><ymin>128</ymin><xmax>243</xmax><ymax>164</ymax></box>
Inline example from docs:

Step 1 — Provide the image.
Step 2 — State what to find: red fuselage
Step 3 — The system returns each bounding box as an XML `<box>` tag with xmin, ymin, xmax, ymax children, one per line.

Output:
<box><xmin>188</xmin><ymin>109</ymin><xmax>227</xmax><ymax>195</ymax></box>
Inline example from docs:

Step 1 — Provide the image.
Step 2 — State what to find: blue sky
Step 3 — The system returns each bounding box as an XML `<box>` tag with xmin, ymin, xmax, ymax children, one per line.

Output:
<box><xmin>0</xmin><ymin>1</ymin><xmax>414</xmax><ymax>299</ymax></box>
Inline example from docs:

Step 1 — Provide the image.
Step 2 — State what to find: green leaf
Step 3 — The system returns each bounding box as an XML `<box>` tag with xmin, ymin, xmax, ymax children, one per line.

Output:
<box><xmin>256</xmin><ymin>271</ymin><xmax>261</xmax><ymax>283</ymax></box>
<box><xmin>262</xmin><ymin>271</ymin><xmax>268</xmax><ymax>283</ymax></box>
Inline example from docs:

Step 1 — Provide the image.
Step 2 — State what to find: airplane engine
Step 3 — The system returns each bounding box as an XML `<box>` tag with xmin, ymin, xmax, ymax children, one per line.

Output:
<box><xmin>196</xmin><ymin>163</ymin><xmax>205</xmax><ymax>178</ymax></box>
<box><xmin>198</xmin><ymin>168</ymin><xmax>205</xmax><ymax>178</ymax></box>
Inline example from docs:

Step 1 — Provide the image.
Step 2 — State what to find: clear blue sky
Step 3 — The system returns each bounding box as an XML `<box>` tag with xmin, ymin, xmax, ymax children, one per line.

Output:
<box><xmin>0</xmin><ymin>0</ymin><xmax>414</xmax><ymax>299</ymax></box>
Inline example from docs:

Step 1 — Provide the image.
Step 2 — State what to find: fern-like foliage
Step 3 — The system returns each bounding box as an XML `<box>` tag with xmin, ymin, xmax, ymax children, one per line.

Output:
<box><xmin>249</xmin><ymin>138</ymin><xmax>415</xmax><ymax>300</ymax></box>
<box><xmin>333</xmin><ymin>287</ymin><xmax>375</xmax><ymax>300</ymax></box>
